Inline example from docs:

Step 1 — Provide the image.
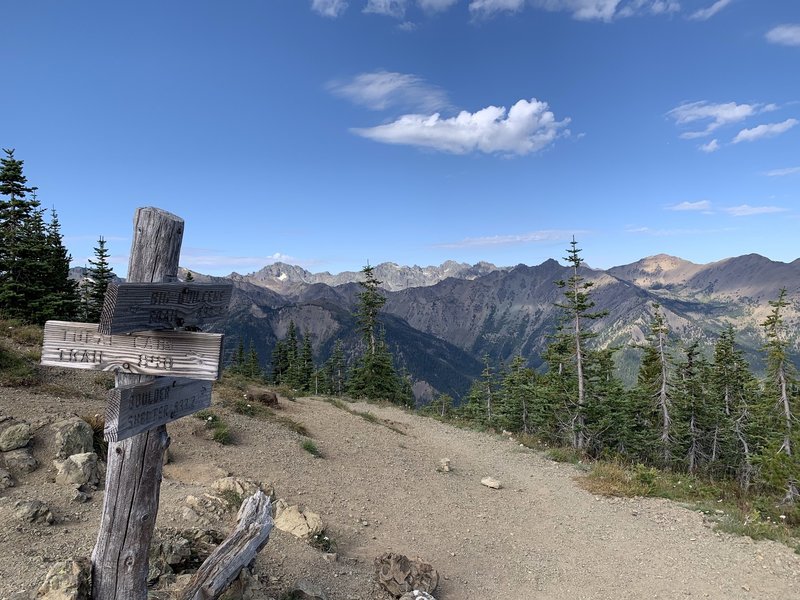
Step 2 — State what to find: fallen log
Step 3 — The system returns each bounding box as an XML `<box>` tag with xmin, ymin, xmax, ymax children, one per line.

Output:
<box><xmin>179</xmin><ymin>491</ymin><xmax>273</xmax><ymax>600</ymax></box>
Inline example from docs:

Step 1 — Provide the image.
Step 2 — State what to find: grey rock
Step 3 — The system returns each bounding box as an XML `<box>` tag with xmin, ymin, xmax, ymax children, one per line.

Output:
<box><xmin>14</xmin><ymin>499</ymin><xmax>55</xmax><ymax>525</ymax></box>
<box><xmin>480</xmin><ymin>476</ymin><xmax>501</xmax><ymax>489</ymax></box>
<box><xmin>286</xmin><ymin>578</ymin><xmax>328</xmax><ymax>600</ymax></box>
<box><xmin>53</xmin><ymin>452</ymin><xmax>103</xmax><ymax>487</ymax></box>
<box><xmin>3</xmin><ymin>447</ymin><xmax>38</xmax><ymax>475</ymax></box>
<box><xmin>0</xmin><ymin>467</ymin><xmax>14</xmax><ymax>488</ymax></box>
<box><xmin>52</xmin><ymin>418</ymin><xmax>94</xmax><ymax>459</ymax></box>
<box><xmin>0</xmin><ymin>420</ymin><xmax>32</xmax><ymax>451</ymax></box>
<box><xmin>374</xmin><ymin>553</ymin><xmax>438</xmax><ymax>597</ymax></box>
<box><xmin>148</xmin><ymin>527</ymin><xmax>223</xmax><ymax>584</ymax></box>
<box><xmin>36</xmin><ymin>558</ymin><xmax>91</xmax><ymax>599</ymax></box>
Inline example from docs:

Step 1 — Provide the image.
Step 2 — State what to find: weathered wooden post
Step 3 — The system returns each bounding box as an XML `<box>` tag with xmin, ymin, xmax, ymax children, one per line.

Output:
<box><xmin>90</xmin><ymin>207</ymin><xmax>183</xmax><ymax>599</ymax></box>
<box><xmin>39</xmin><ymin>207</ymin><xmax>273</xmax><ymax>599</ymax></box>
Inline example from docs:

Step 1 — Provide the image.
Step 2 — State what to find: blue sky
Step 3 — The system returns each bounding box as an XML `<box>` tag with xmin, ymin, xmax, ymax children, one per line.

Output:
<box><xmin>3</xmin><ymin>1</ymin><xmax>798</xmax><ymax>277</ymax></box>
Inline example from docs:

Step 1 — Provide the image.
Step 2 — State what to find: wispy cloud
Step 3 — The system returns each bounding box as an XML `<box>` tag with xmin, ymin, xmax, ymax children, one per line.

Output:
<box><xmin>698</xmin><ymin>138</ymin><xmax>720</xmax><ymax>153</ymax></box>
<box><xmin>667</xmin><ymin>101</ymin><xmax>768</xmax><ymax>139</ymax></box>
<box><xmin>352</xmin><ymin>98</ymin><xmax>570</xmax><ymax>155</ymax></box>
<box><xmin>311</xmin><ymin>0</ymin><xmax>349</xmax><ymax>18</ymax></box>
<box><xmin>667</xmin><ymin>200</ymin><xmax>712</xmax><ymax>212</ymax></box>
<box><xmin>722</xmin><ymin>205</ymin><xmax>787</xmax><ymax>217</ymax></box>
<box><xmin>732</xmin><ymin>118</ymin><xmax>798</xmax><ymax>143</ymax></box>
<box><xmin>436</xmin><ymin>229</ymin><xmax>575</xmax><ymax>248</ymax></box>
<box><xmin>535</xmin><ymin>1</ymin><xmax>679</xmax><ymax>22</ymax></box>
<box><xmin>328</xmin><ymin>71</ymin><xmax>449</xmax><ymax>112</ymax></box>
<box><xmin>766</xmin><ymin>24</ymin><xmax>800</xmax><ymax>47</ymax></box>
<box><xmin>469</xmin><ymin>0</ymin><xmax>525</xmax><ymax>18</ymax></box>
<box><xmin>419</xmin><ymin>0</ymin><xmax>459</xmax><ymax>12</ymax></box>
<box><xmin>689</xmin><ymin>0</ymin><xmax>732</xmax><ymax>21</ymax></box>
<box><xmin>364</xmin><ymin>0</ymin><xmax>408</xmax><ymax>18</ymax></box>
<box><xmin>178</xmin><ymin>250</ymin><xmax>313</xmax><ymax>273</ymax></box>
<box><xmin>765</xmin><ymin>166</ymin><xmax>800</xmax><ymax>177</ymax></box>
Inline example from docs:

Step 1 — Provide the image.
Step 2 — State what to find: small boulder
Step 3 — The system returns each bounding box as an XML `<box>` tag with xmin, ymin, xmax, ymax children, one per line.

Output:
<box><xmin>247</xmin><ymin>388</ymin><xmax>278</xmax><ymax>408</ymax></box>
<box><xmin>480</xmin><ymin>476</ymin><xmax>501</xmax><ymax>489</ymax></box>
<box><xmin>211</xmin><ymin>476</ymin><xmax>261</xmax><ymax>498</ymax></box>
<box><xmin>14</xmin><ymin>499</ymin><xmax>55</xmax><ymax>525</ymax></box>
<box><xmin>0</xmin><ymin>420</ymin><xmax>32</xmax><ymax>452</ymax></box>
<box><xmin>37</xmin><ymin>558</ymin><xmax>91</xmax><ymax>600</ymax></box>
<box><xmin>286</xmin><ymin>579</ymin><xmax>328</xmax><ymax>600</ymax></box>
<box><xmin>274</xmin><ymin>500</ymin><xmax>323</xmax><ymax>539</ymax></box>
<box><xmin>374</xmin><ymin>553</ymin><xmax>438</xmax><ymax>598</ymax></box>
<box><xmin>438</xmin><ymin>458</ymin><xmax>451</xmax><ymax>473</ymax></box>
<box><xmin>52</xmin><ymin>418</ymin><xmax>94</xmax><ymax>459</ymax></box>
<box><xmin>54</xmin><ymin>453</ymin><xmax>104</xmax><ymax>487</ymax></box>
<box><xmin>3</xmin><ymin>447</ymin><xmax>38</xmax><ymax>475</ymax></box>
<box><xmin>148</xmin><ymin>527</ymin><xmax>224</xmax><ymax>584</ymax></box>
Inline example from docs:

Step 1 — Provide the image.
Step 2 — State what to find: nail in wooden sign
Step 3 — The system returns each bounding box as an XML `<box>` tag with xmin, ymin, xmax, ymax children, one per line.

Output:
<box><xmin>99</xmin><ymin>282</ymin><xmax>233</xmax><ymax>335</ymax></box>
<box><xmin>104</xmin><ymin>377</ymin><xmax>212</xmax><ymax>442</ymax></box>
<box><xmin>41</xmin><ymin>320</ymin><xmax>224</xmax><ymax>380</ymax></box>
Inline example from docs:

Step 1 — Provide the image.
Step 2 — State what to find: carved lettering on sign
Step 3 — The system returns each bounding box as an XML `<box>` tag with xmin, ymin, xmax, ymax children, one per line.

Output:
<box><xmin>41</xmin><ymin>321</ymin><xmax>224</xmax><ymax>380</ymax></box>
<box><xmin>99</xmin><ymin>282</ymin><xmax>232</xmax><ymax>334</ymax></box>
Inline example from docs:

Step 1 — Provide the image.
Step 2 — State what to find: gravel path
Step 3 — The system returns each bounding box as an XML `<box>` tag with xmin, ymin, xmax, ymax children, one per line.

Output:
<box><xmin>1</xmin><ymin>383</ymin><xmax>798</xmax><ymax>599</ymax></box>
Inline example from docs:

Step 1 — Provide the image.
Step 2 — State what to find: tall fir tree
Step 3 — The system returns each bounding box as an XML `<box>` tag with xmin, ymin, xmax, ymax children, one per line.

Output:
<box><xmin>81</xmin><ymin>236</ymin><xmax>115</xmax><ymax>322</ymax></box>
<box><xmin>0</xmin><ymin>149</ymin><xmax>76</xmax><ymax>323</ymax></box>
<box><xmin>711</xmin><ymin>325</ymin><xmax>759</xmax><ymax>488</ymax></box>
<box><xmin>759</xmin><ymin>288</ymin><xmax>799</xmax><ymax>502</ymax></box>
<box><xmin>637</xmin><ymin>303</ymin><xmax>673</xmax><ymax>467</ymax></box>
<box><xmin>554</xmin><ymin>237</ymin><xmax>606</xmax><ymax>450</ymax></box>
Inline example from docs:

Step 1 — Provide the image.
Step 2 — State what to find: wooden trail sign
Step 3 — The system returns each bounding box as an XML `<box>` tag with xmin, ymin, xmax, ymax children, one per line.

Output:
<box><xmin>41</xmin><ymin>320</ymin><xmax>224</xmax><ymax>381</ymax></box>
<box><xmin>99</xmin><ymin>281</ymin><xmax>232</xmax><ymax>335</ymax></box>
<box><xmin>105</xmin><ymin>377</ymin><xmax>212</xmax><ymax>443</ymax></box>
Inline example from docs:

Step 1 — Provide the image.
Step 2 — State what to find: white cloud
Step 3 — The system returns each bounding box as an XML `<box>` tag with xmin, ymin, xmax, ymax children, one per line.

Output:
<box><xmin>667</xmin><ymin>101</ymin><xmax>762</xmax><ymax>138</ymax></box>
<box><xmin>765</xmin><ymin>166</ymin><xmax>800</xmax><ymax>177</ymax></box>
<box><xmin>311</xmin><ymin>0</ymin><xmax>349</xmax><ymax>18</ymax></box>
<box><xmin>364</xmin><ymin>0</ymin><xmax>409</xmax><ymax>18</ymax></box>
<box><xmin>532</xmin><ymin>1</ymin><xmax>678</xmax><ymax>22</ymax></box>
<box><xmin>722</xmin><ymin>205</ymin><xmax>787</xmax><ymax>217</ymax></box>
<box><xmin>328</xmin><ymin>71</ymin><xmax>449</xmax><ymax>112</ymax></box>
<box><xmin>418</xmin><ymin>0</ymin><xmax>459</xmax><ymax>11</ymax></box>
<box><xmin>732</xmin><ymin>118</ymin><xmax>798</xmax><ymax>144</ymax></box>
<box><xmin>766</xmin><ymin>24</ymin><xmax>800</xmax><ymax>47</ymax></box>
<box><xmin>469</xmin><ymin>0</ymin><xmax>525</xmax><ymax>17</ymax></box>
<box><xmin>352</xmin><ymin>98</ymin><xmax>570</xmax><ymax>155</ymax></box>
<box><xmin>667</xmin><ymin>200</ymin><xmax>712</xmax><ymax>211</ymax></box>
<box><xmin>698</xmin><ymin>138</ymin><xmax>720</xmax><ymax>153</ymax></box>
<box><xmin>180</xmin><ymin>251</ymin><xmax>307</xmax><ymax>272</ymax></box>
<box><xmin>689</xmin><ymin>0</ymin><xmax>732</xmax><ymax>21</ymax></box>
<box><xmin>436</xmin><ymin>230</ymin><xmax>574</xmax><ymax>248</ymax></box>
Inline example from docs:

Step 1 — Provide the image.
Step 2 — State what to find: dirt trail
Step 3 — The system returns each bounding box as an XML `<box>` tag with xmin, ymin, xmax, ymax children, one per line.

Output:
<box><xmin>1</xmin><ymin>384</ymin><xmax>799</xmax><ymax>599</ymax></box>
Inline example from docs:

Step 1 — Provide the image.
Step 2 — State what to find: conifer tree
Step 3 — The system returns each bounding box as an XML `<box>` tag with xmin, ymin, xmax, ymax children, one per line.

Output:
<box><xmin>554</xmin><ymin>237</ymin><xmax>606</xmax><ymax>450</ymax></box>
<box><xmin>495</xmin><ymin>355</ymin><xmax>535</xmax><ymax>433</ymax></box>
<box><xmin>759</xmin><ymin>288</ymin><xmax>799</xmax><ymax>501</ymax></box>
<box><xmin>245</xmin><ymin>340</ymin><xmax>261</xmax><ymax>379</ymax></box>
<box><xmin>299</xmin><ymin>333</ymin><xmax>315</xmax><ymax>392</ymax></box>
<box><xmin>637</xmin><ymin>303</ymin><xmax>673</xmax><ymax>467</ymax></box>
<box><xmin>673</xmin><ymin>341</ymin><xmax>712</xmax><ymax>474</ymax></box>
<box><xmin>712</xmin><ymin>325</ymin><xmax>759</xmax><ymax>488</ymax></box>
<box><xmin>82</xmin><ymin>236</ymin><xmax>115</xmax><ymax>322</ymax></box>
<box><xmin>0</xmin><ymin>150</ymin><xmax>76</xmax><ymax>323</ymax></box>
<box><xmin>324</xmin><ymin>339</ymin><xmax>346</xmax><ymax>395</ymax></box>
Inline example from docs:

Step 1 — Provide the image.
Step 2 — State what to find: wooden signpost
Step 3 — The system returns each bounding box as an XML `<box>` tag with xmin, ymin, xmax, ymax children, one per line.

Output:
<box><xmin>105</xmin><ymin>377</ymin><xmax>212</xmax><ymax>443</ymax></box>
<box><xmin>41</xmin><ymin>207</ymin><xmax>236</xmax><ymax>599</ymax></box>
<box><xmin>99</xmin><ymin>281</ymin><xmax>232</xmax><ymax>334</ymax></box>
<box><xmin>42</xmin><ymin>320</ymin><xmax>224</xmax><ymax>380</ymax></box>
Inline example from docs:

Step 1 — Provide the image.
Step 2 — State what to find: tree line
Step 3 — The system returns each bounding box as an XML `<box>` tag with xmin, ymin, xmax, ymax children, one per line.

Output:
<box><xmin>442</xmin><ymin>239</ymin><xmax>798</xmax><ymax>504</ymax></box>
<box><xmin>0</xmin><ymin>149</ymin><xmax>115</xmax><ymax>324</ymax></box>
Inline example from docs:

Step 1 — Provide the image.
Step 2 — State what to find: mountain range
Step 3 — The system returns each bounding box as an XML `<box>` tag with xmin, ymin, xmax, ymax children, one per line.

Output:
<box><xmin>180</xmin><ymin>254</ymin><xmax>799</xmax><ymax>404</ymax></box>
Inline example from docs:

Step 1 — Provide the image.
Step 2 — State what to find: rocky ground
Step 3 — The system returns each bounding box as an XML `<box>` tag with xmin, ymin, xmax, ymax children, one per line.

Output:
<box><xmin>1</xmin><ymin>370</ymin><xmax>799</xmax><ymax>599</ymax></box>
